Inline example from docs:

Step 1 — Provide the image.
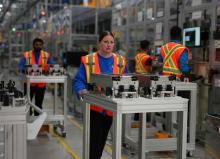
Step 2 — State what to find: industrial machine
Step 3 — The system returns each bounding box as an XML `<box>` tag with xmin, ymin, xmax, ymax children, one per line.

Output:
<box><xmin>25</xmin><ymin>64</ymin><xmax>66</xmax><ymax>76</ymax></box>
<box><xmin>136</xmin><ymin>74</ymin><xmax>176</xmax><ymax>98</ymax></box>
<box><xmin>25</xmin><ymin>64</ymin><xmax>42</xmax><ymax>76</ymax></box>
<box><xmin>0</xmin><ymin>80</ymin><xmax>24</xmax><ymax>107</ymax></box>
<box><xmin>89</xmin><ymin>74</ymin><xmax>139</xmax><ymax>98</ymax></box>
<box><xmin>122</xmin><ymin>74</ymin><xmax>197</xmax><ymax>156</ymax></box>
<box><xmin>49</xmin><ymin>64</ymin><xmax>66</xmax><ymax>76</ymax></box>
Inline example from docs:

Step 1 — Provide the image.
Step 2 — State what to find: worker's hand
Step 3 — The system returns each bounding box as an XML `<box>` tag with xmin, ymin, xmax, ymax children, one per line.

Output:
<box><xmin>79</xmin><ymin>89</ymin><xmax>88</xmax><ymax>101</ymax></box>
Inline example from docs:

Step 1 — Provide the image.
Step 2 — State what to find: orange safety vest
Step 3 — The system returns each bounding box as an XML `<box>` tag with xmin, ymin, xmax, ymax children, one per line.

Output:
<box><xmin>24</xmin><ymin>50</ymin><xmax>49</xmax><ymax>88</ymax></box>
<box><xmin>160</xmin><ymin>42</ymin><xmax>190</xmax><ymax>77</ymax></box>
<box><xmin>81</xmin><ymin>52</ymin><xmax>126</xmax><ymax>116</ymax></box>
<box><xmin>134</xmin><ymin>51</ymin><xmax>152</xmax><ymax>73</ymax></box>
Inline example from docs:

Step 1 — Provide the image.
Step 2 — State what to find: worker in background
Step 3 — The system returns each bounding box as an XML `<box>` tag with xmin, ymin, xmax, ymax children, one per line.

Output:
<box><xmin>118</xmin><ymin>43</ymin><xmax>126</xmax><ymax>56</ymax></box>
<box><xmin>134</xmin><ymin>40</ymin><xmax>153</xmax><ymax>121</ymax></box>
<box><xmin>18</xmin><ymin>38</ymin><xmax>53</xmax><ymax>115</ymax></box>
<box><xmin>134</xmin><ymin>40</ymin><xmax>153</xmax><ymax>73</ymax></box>
<box><xmin>159</xmin><ymin>26</ymin><xmax>191</xmax><ymax>79</ymax></box>
<box><xmin>73</xmin><ymin>31</ymin><xmax>128</xmax><ymax>159</ymax></box>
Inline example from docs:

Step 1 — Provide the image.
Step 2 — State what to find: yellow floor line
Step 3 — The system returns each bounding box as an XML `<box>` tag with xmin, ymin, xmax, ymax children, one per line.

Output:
<box><xmin>205</xmin><ymin>144</ymin><xmax>220</xmax><ymax>159</ymax></box>
<box><xmin>49</xmin><ymin>128</ymin><xmax>80</xmax><ymax>159</ymax></box>
<box><xmin>67</xmin><ymin>116</ymin><xmax>127</xmax><ymax>159</ymax></box>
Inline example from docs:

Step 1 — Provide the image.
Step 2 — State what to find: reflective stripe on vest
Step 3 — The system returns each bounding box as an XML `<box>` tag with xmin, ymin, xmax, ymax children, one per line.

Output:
<box><xmin>134</xmin><ymin>52</ymin><xmax>151</xmax><ymax>73</ymax></box>
<box><xmin>161</xmin><ymin>43</ymin><xmax>187</xmax><ymax>76</ymax></box>
<box><xmin>24</xmin><ymin>50</ymin><xmax>49</xmax><ymax>88</ymax></box>
<box><xmin>81</xmin><ymin>52</ymin><xmax>126</xmax><ymax>116</ymax></box>
<box><xmin>82</xmin><ymin>52</ymin><xmax>125</xmax><ymax>83</ymax></box>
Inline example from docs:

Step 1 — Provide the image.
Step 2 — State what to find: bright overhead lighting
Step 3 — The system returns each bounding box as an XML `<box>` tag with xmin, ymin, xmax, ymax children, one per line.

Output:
<box><xmin>0</xmin><ymin>4</ymin><xmax>3</xmax><ymax>8</ymax></box>
<box><xmin>11</xmin><ymin>4</ymin><xmax>17</xmax><ymax>9</ymax></box>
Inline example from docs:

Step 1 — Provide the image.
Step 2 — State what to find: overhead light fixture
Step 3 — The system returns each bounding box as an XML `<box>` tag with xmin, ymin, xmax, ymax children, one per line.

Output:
<box><xmin>12</xmin><ymin>27</ymin><xmax>16</xmax><ymax>32</ymax></box>
<box><xmin>11</xmin><ymin>3</ymin><xmax>17</xmax><ymax>9</ymax></box>
<box><xmin>0</xmin><ymin>4</ymin><xmax>3</xmax><ymax>8</ymax></box>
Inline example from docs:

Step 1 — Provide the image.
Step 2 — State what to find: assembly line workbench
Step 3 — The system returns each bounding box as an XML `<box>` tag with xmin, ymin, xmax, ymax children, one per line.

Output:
<box><xmin>26</xmin><ymin>75</ymin><xmax>67</xmax><ymax>136</ymax></box>
<box><xmin>83</xmin><ymin>94</ymin><xmax>188</xmax><ymax>159</ymax></box>
<box><xmin>0</xmin><ymin>105</ymin><xmax>27</xmax><ymax>159</ymax></box>
<box><xmin>175</xmin><ymin>82</ymin><xmax>198</xmax><ymax>154</ymax></box>
<box><xmin>123</xmin><ymin>82</ymin><xmax>197</xmax><ymax>155</ymax></box>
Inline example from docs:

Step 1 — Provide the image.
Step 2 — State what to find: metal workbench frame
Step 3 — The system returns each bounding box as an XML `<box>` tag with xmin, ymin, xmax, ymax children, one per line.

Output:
<box><xmin>26</xmin><ymin>75</ymin><xmax>67</xmax><ymax>136</ymax></box>
<box><xmin>0</xmin><ymin>106</ymin><xmax>27</xmax><ymax>159</ymax></box>
<box><xmin>83</xmin><ymin>94</ymin><xmax>188</xmax><ymax>159</ymax></box>
<box><xmin>175</xmin><ymin>82</ymin><xmax>198</xmax><ymax>155</ymax></box>
<box><xmin>123</xmin><ymin>82</ymin><xmax>197</xmax><ymax>155</ymax></box>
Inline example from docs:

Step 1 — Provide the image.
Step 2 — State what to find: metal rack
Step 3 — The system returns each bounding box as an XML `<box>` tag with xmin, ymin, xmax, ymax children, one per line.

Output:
<box><xmin>26</xmin><ymin>75</ymin><xmax>67</xmax><ymax>137</ymax></box>
<box><xmin>122</xmin><ymin>81</ymin><xmax>197</xmax><ymax>156</ymax></box>
<box><xmin>0</xmin><ymin>105</ymin><xmax>27</xmax><ymax>159</ymax></box>
<box><xmin>83</xmin><ymin>94</ymin><xmax>188</xmax><ymax>159</ymax></box>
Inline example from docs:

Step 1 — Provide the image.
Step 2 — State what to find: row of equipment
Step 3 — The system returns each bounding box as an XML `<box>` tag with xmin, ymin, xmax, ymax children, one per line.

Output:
<box><xmin>89</xmin><ymin>73</ymin><xmax>182</xmax><ymax>99</ymax></box>
<box><xmin>25</xmin><ymin>64</ymin><xmax>66</xmax><ymax>76</ymax></box>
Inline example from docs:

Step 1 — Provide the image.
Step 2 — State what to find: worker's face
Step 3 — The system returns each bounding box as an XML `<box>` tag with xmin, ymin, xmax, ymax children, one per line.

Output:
<box><xmin>33</xmin><ymin>42</ymin><xmax>43</xmax><ymax>52</ymax></box>
<box><xmin>99</xmin><ymin>35</ymin><xmax>115</xmax><ymax>54</ymax></box>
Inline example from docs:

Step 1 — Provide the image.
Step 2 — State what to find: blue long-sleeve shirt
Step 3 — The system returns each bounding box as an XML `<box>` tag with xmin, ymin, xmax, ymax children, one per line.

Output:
<box><xmin>73</xmin><ymin>53</ymin><xmax>128</xmax><ymax>96</ymax></box>
<box><xmin>18</xmin><ymin>51</ymin><xmax>54</xmax><ymax>71</ymax></box>
<box><xmin>158</xmin><ymin>40</ymin><xmax>191</xmax><ymax>73</ymax></box>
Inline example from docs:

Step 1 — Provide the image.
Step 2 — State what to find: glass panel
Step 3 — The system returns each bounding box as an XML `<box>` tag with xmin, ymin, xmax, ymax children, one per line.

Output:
<box><xmin>120</xmin><ymin>6</ymin><xmax>128</xmax><ymax>26</ymax></box>
<box><xmin>71</xmin><ymin>7</ymin><xmax>96</xmax><ymax>34</ymax></box>
<box><xmin>129</xmin><ymin>27</ymin><xmax>136</xmax><ymax>43</ymax></box>
<box><xmin>113</xmin><ymin>29</ymin><xmax>126</xmax><ymax>56</ymax></box>
<box><xmin>170</xmin><ymin>0</ymin><xmax>177</xmax><ymax>16</ymax></box>
<box><xmin>112</xmin><ymin>12</ymin><xmax>118</xmax><ymax>27</ymax></box>
<box><xmin>145</xmin><ymin>0</ymin><xmax>154</xmax><ymax>20</ymax></box>
<box><xmin>128</xmin><ymin>1</ymin><xmax>137</xmax><ymax>24</ymax></box>
<box><xmin>185</xmin><ymin>0</ymin><xmax>212</xmax><ymax>7</ymax></box>
<box><xmin>155</xmin><ymin>22</ymin><xmax>163</xmax><ymax>40</ymax></box>
<box><xmin>136</xmin><ymin>27</ymin><xmax>145</xmax><ymax>41</ymax></box>
<box><xmin>113</xmin><ymin>1</ymin><xmax>128</xmax><ymax>26</ymax></box>
<box><xmin>169</xmin><ymin>19</ymin><xmax>177</xmax><ymax>39</ymax></box>
<box><xmin>183</xmin><ymin>10</ymin><xmax>211</xmax><ymax>29</ymax></box>
<box><xmin>215</xmin><ymin>48</ymin><xmax>220</xmax><ymax>61</ymax></box>
<box><xmin>184</xmin><ymin>10</ymin><xmax>211</xmax><ymax>62</ymax></box>
<box><xmin>127</xmin><ymin>27</ymin><xmax>137</xmax><ymax>60</ymax></box>
<box><xmin>145</xmin><ymin>24</ymin><xmax>155</xmax><ymax>44</ymax></box>
<box><xmin>137</xmin><ymin>0</ymin><xmax>144</xmax><ymax>22</ymax></box>
<box><xmin>156</xmin><ymin>0</ymin><xmax>164</xmax><ymax>17</ymax></box>
<box><xmin>216</xmin><ymin>6</ymin><xmax>220</xmax><ymax>31</ymax></box>
<box><xmin>98</xmin><ymin>8</ymin><xmax>111</xmax><ymax>33</ymax></box>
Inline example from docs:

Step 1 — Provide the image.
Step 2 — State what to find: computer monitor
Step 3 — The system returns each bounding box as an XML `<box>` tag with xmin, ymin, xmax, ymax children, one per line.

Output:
<box><xmin>183</xmin><ymin>27</ymin><xmax>200</xmax><ymax>47</ymax></box>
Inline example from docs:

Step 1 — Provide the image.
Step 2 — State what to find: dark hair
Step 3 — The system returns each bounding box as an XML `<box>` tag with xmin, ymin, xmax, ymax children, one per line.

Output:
<box><xmin>33</xmin><ymin>38</ymin><xmax>44</xmax><ymax>46</ymax></box>
<box><xmin>170</xmin><ymin>26</ymin><xmax>182</xmax><ymax>40</ymax></box>
<box><xmin>140</xmin><ymin>40</ymin><xmax>150</xmax><ymax>50</ymax></box>
<box><xmin>98</xmin><ymin>31</ymin><xmax>114</xmax><ymax>42</ymax></box>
